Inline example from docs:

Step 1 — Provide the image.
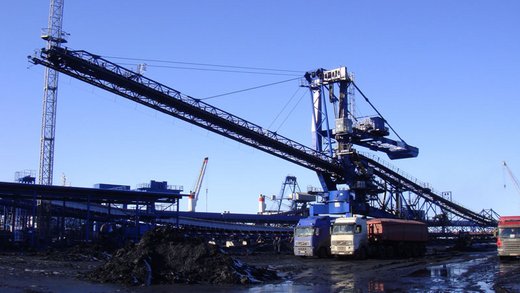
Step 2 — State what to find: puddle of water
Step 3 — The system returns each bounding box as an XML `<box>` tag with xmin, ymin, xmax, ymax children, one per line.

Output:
<box><xmin>0</xmin><ymin>277</ymin><xmax>124</xmax><ymax>293</ymax></box>
<box><xmin>402</xmin><ymin>254</ymin><xmax>501</xmax><ymax>292</ymax></box>
<box><xmin>408</xmin><ymin>263</ymin><xmax>467</xmax><ymax>279</ymax></box>
<box><xmin>477</xmin><ymin>280</ymin><xmax>493</xmax><ymax>292</ymax></box>
<box><xmin>247</xmin><ymin>281</ymin><xmax>331</xmax><ymax>293</ymax></box>
<box><xmin>428</xmin><ymin>264</ymin><xmax>467</xmax><ymax>279</ymax></box>
<box><xmin>134</xmin><ymin>282</ymin><xmax>334</xmax><ymax>293</ymax></box>
<box><xmin>133</xmin><ymin>252</ymin><xmax>514</xmax><ymax>293</ymax></box>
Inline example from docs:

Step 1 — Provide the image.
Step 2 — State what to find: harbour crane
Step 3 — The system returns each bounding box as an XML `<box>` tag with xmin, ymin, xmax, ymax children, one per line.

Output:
<box><xmin>503</xmin><ymin>161</ymin><xmax>520</xmax><ymax>196</ymax></box>
<box><xmin>28</xmin><ymin>46</ymin><xmax>496</xmax><ymax>227</ymax></box>
<box><xmin>188</xmin><ymin>157</ymin><xmax>209</xmax><ymax>212</ymax></box>
<box><xmin>303</xmin><ymin>67</ymin><xmax>418</xmax><ymax>217</ymax></box>
<box><xmin>264</xmin><ymin>175</ymin><xmax>303</xmax><ymax>214</ymax></box>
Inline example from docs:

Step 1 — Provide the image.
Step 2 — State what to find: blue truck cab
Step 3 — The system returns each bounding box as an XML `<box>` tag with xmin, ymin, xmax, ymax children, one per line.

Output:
<box><xmin>293</xmin><ymin>216</ymin><xmax>333</xmax><ymax>257</ymax></box>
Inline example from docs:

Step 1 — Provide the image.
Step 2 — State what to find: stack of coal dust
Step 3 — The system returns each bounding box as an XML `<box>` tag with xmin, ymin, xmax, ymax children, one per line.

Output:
<box><xmin>87</xmin><ymin>226</ymin><xmax>278</xmax><ymax>285</ymax></box>
<box><xmin>43</xmin><ymin>242</ymin><xmax>113</xmax><ymax>262</ymax></box>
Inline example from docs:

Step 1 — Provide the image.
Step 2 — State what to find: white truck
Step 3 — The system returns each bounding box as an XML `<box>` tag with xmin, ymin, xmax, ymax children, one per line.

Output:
<box><xmin>330</xmin><ymin>216</ymin><xmax>428</xmax><ymax>259</ymax></box>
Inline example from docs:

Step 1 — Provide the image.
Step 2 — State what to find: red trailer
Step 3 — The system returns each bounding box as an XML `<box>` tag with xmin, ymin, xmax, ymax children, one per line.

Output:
<box><xmin>367</xmin><ymin>218</ymin><xmax>428</xmax><ymax>257</ymax></box>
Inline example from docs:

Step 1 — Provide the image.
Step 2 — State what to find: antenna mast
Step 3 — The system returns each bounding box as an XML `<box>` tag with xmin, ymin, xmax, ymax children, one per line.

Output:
<box><xmin>39</xmin><ymin>0</ymin><xmax>67</xmax><ymax>185</ymax></box>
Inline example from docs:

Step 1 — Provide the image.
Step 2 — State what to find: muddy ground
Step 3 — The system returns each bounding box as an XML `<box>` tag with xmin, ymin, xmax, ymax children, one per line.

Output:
<box><xmin>0</xmin><ymin>245</ymin><xmax>518</xmax><ymax>293</ymax></box>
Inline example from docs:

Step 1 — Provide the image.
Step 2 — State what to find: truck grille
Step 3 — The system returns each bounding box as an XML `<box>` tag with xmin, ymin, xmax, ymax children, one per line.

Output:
<box><xmin>294</xmin><ymin>246</ymin><xmax>313</xmax><ymax>256</ymax></box>
<box><xmin>295</xmin><ymin>241</ymin><xmax>310</xmax><ymax>247</ymax></box>
<box><xmin>501</xmin><ymin>239</ymin><xmax>520</xmax><ymax>255</ymax></box>
<box><xmin>332</xmin><ymin>240</ymin><xmax>353</xmax><ymax>246</ymax></box>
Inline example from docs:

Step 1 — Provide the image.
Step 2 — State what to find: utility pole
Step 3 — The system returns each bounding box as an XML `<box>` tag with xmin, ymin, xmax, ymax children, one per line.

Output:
<box><xmin>39</xmin><ymin>0</ymin><xmax>67</xmax><ymax>185</ymax></box>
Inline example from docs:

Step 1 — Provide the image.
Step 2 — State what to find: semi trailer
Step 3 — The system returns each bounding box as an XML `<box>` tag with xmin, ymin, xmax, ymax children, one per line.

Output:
<box><xmin>330</xmin><ymin>216</ymin><xmax>428</xmax><ymax>259</ymax></box>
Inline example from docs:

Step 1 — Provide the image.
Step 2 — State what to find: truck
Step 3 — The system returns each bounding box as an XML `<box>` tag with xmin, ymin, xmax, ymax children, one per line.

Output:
<box><xmin>293</xmin><ymin>216</ymin><xmax>333</xmax><ymax>258</ymax></box>
<box><xmin>330</xmin><ymin>216</ymin><xmax>428</xmax><ymax>259</ymax></box>
<box><xmin>497</xmin><ymin>216</ymin><xmax>520</xmax><ymax>260</ymax></box>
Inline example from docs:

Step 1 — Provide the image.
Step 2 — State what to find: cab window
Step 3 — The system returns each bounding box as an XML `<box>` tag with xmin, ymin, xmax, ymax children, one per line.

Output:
<box><xmin>332</xmin><ymin>224</ymin><xmax>355</xmax><ymax>235</ymax></box>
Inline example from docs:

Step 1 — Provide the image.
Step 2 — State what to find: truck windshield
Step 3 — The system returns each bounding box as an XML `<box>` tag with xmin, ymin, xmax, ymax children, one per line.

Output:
<box><xmin>500</xmin><ymin>228</ymin><xmax>520</xmax><ymax>238</ymax></box>
<box><xmin>295</xmin><ymin>227</ymin><xmax>314</xmax><ymax>237</ymax></box>
<box><xmin>332</xmin><ymin>224</ymin><xmax>355</xmax><ymax>235</ymax></box>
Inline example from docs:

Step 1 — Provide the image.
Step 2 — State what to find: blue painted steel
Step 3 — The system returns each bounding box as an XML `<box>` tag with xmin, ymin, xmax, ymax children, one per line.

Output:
<box><xmin>309</xmin><ymin>204</ymin><xmax>328</xmax><ymax>216</ymax></box>
<box><xmin>309</xmin><ymin>83</ymin><xmax>334</xmax><ymax>157</ymax></box>
<box><xmin>327</xmin><ymin>201</ymin><xmax>350</xmax><ymax>214</ymax></box>
<box><xmin>150</xmin><ymin>180</ymin><xmax>168</xmax><ymax>190</ymax></box>
<box><xmin>308</xmin><ymin>191</ymin><xmax>351</xmax><ymax>216</ymax></box>
<box><xmin>329</xmin><ymin>190</ymin><xmax>350</xmax><ymax>202</ymax></box>
<box><xmin>173</xmin><ymin>210</ymin><xmax>301</xmax><ymax>224</ymax></box>
<box><xmin>302</xmin><ymin>68</ymin><xmax>421</xmax><ymax>218</ymax></box>
<box><xmin>136</xmin><ymin>180</ymin><xmax>183</xmax><ymax>194</ymax></box>
<box><xmin>0</xmin><ymin>182</ymin><xmax>181</xmax><ymax>203</ymax></box>
<box><xmin>294</xmin><ymin>216</ymin><xmax>333</xmax><ymax>257</ymax></box>
<box><xmin>94</xmin><ymin>183</ymin><xmax>131</xmax><ymax>191</ymax></box>
<box><xmin>326</xmin><ymin>190</ymin><xmax>351</xmax><ymax>214</ymax></box>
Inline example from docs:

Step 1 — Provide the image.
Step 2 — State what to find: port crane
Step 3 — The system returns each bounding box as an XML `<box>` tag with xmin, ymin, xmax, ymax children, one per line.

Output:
<box><xmin>188</xmin><ymin>157</ymin><xmax>209</xmax><ymax>212</ymax></box>
<box><xmin>29</xmin><ymin>46</ymin><xmax>496</xmax><ymax>228</ymax></box>
<box><xmin>263</xmin><ymin>175</ymin><xmax>306</xmax><ymax>214</ymax></box>
<box><xmin>303</xmin><ymin>67</ymin><xmax>418</xmax><ymax>217</ymax></box>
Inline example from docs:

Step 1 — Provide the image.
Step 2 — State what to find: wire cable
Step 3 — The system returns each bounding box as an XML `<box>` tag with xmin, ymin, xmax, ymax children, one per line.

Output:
<box><xmin>103</xmin><ymin>55</ymin><xmax>302</xmax><ymax>73</ymax></box>
<box><xmin>201</xmin><ymin>77</ymin><xmax>300</xmax><ymax>100</ymax></box>
<box><xmin>115</xmin><ymin>62</ymin><xmax>300</xmax><ymax>77</ymax></box>
<box><xmin>268</xmin><ymin>87</ymin><xmax>302</xmax><ymax>130</ymax></box>
<box><xmin>276</xmin><ymin>90</ymin><xmax>308</xmax><ymax>132</ymax></box>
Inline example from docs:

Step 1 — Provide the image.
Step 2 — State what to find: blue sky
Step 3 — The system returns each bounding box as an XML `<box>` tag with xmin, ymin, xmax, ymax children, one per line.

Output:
<box><xmin>1</xmin><ymin>1</ymin><xmax>519</xmax><ymax>216</ymax></box>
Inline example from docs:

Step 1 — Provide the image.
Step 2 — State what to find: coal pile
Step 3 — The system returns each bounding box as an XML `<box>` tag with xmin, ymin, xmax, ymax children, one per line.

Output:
<box><xmin>43</xmin><ymin>242</ymin><xmax>113</xmax><ymax>262</ymax></box>
<box><xmin>87</xmin><ymin>226</ymin><xmax>278</xmax><ymax>286</ymax></box>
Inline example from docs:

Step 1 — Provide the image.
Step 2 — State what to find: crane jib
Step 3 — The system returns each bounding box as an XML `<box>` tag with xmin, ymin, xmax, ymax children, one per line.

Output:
<box><xmin>30</xmin><ymin>46</ymin><xmax>345</xmax><ymax>180</ymax></box>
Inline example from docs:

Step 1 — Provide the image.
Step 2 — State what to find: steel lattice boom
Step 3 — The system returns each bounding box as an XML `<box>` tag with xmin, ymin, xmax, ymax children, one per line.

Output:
<box><xmin>359</xmin><ymin>153</ymin><xmax>494</xmax><ymax>226</ymax></box>
<box><xmin>30</xmin><ymin>47</ymin><xmax>344</xmax><ymax>180</ymax></box>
